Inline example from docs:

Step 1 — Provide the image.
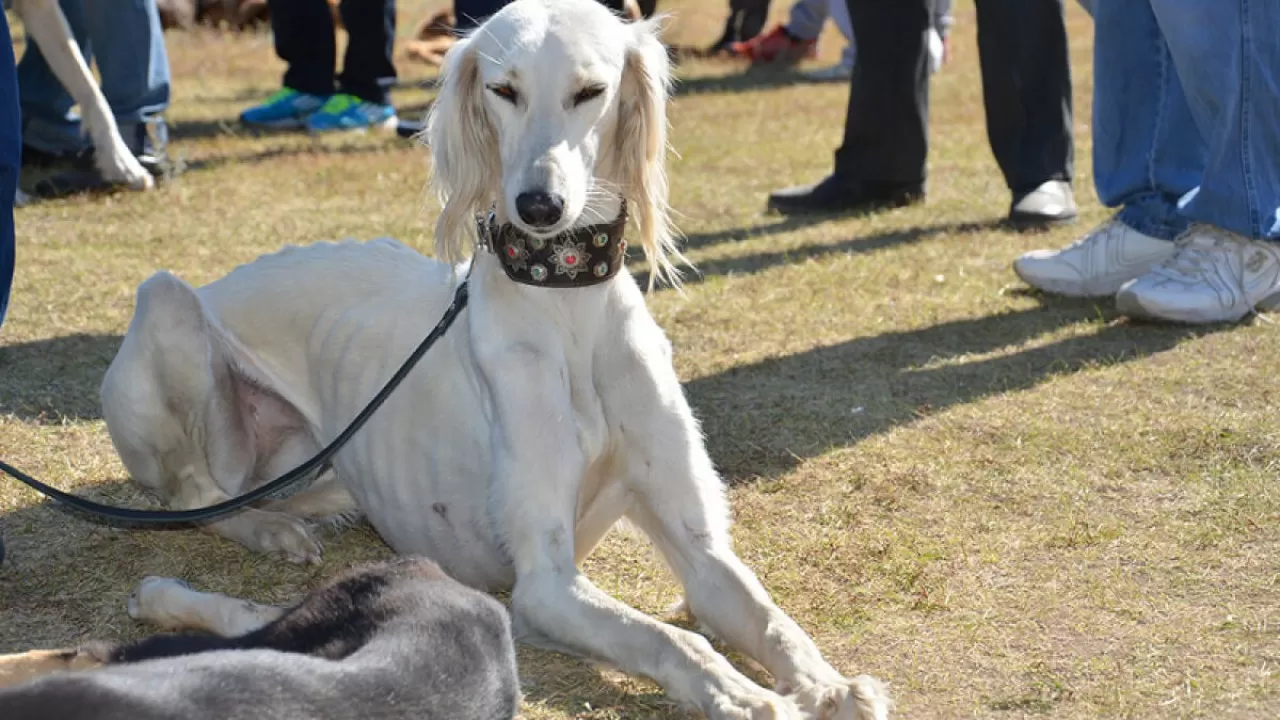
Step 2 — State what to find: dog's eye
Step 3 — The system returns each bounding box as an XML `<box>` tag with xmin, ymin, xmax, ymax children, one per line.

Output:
<box><xmin>488</xmin><ymin>84</ymin><xmax>519</xmax><ymax>104</ymax></box>
<box><xmin>572</xmin><ymin>85</ymin><xmax>606</xmax><ymax>107</ymax></box>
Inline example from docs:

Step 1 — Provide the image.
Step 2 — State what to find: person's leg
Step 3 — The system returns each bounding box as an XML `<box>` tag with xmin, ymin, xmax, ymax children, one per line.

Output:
<box><xmin>768</xmin><ymin>0</ymin><xmax>930</xmax><ymax>215</ymax></box>
<box><xmin>81</xmin><ymin>0</ymin><xmax>170</xmax><ymax>161</ymax></box>
<box><xmin>0</xmin><ymin>10</ymin><xmax>13</xmax><ymax>570</ymax></box>
<box><xmin>82</xmin><ymin>0</ymin><xmax>169</xmax><ymax>132</ymax></box>
<box><xmin>240</xmin><ymin>0</ymin><xmax>335</xmax><ymax>129</ymax></box>
<box><xmin>274</xmin><ymin>0</ymin><xmax>337</xmax><ymax>97</ymax></box>
<box><xmin>1115</xmin><ymin>0</ymin><xmax>1280</xmax><ymax>323</ymax></box>
<box><xmin>1150</xmin><ymin>0</ymin><xmax>1280</xmax><ymax>240</ymax></box>
<box><xmin>1092</xmin><ymin>0</ymin><xmax>1203</xmax><ymax>241</ymax></box>
<box><xmin>787</xmin><ymin>0</ymin><xmax>830</xmax><ymax>39</ymax></box>
<box><xmin>305</xmin><ymin>0</ymin><xmax>399</xmax><ymax>132</ymax></box>
<box><xmin>974</xmin><ymin>0</ymin><xmax>1076</xmax><ymax>224</ymax></box>
<box><xmin>798</xmin><ymin>0</ymin><xmax>854</xmax><ymax>81</ymax></box>
<box><xmin>335</xmin><ymin>0</ymin><xmax>397</xmax><ymax>105</ymax></box>
<box><xmin>1013</xmin><ymin>0</ymin><xmax>1200</xmax><ymax>297</ymax></box>
<box><xmin>0</xmin><ymin>3</ymin><xmax>19</xmax><ymax>335</ymax></box>
<box><xmin>708</xmin><ymin>0</ymin><xmax>772</xmax><ymax>54</ymax></box>
<box><xmin>829</xmin><ymin>0</ymin><xmax>853</xmax><ymax>45</ymax></box>
<box><xmin>17</xmin><ymin>0</ymin><xmax>91</xmax><ymax>157</ymax></box>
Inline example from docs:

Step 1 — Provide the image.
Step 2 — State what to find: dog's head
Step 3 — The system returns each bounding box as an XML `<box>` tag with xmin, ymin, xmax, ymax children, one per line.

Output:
<box><xmin>426</xmin><ymin>0</ymin><xmax>683</xmax><ymax>288</ymax></box>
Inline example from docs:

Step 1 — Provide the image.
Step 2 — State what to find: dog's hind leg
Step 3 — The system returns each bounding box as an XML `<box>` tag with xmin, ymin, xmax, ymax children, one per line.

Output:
<box><xmin>600</xmin><ymin>331</ymin><xmax>891</xmax><ymax>720</ymax></box>
<box><xmin>126</xmin><ymin>576</ymin><xmax>285</xmax><ymax>636</ymax></box>
<box><xmin>263</xmin><ymin>477</ymin><xmax>359</xmax><ymax>523</ymax></box>
<box><xmin>0</xmin><ymin>649</ymin><xmax>104</xmax><ymax>690</ymax></box>
<box><xmin>102</xmin><ymin>272</ymin><xmax>323</xmax><ymax>564</ymax></box>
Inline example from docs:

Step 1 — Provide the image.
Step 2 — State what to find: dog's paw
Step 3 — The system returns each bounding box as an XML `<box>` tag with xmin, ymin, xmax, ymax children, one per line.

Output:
<box><xmin>95</xmin><ymin>149</ymin><xmax>155</xmax><ymax>191</ymax></box>
<box><xmin>127</xmin><ymin>576</ymin><xmax>194</xmax><ymax>628</ymax></box>
<box><xmin>249</xmin><ymin>512</ymin><xmax>323</xmax><ymax>565</ymax></box>
<box><xmin>784</xmin><ymin>676</ymin><xmax>891</xmax><ymax>720</ymax></box>
<box><xmin>719</xmin><ymin>692</ymin><xmax>802</xmax><ymax>720</ymax></box>
<box><xmin>707</xmin><ymin>673</ymin><xmax>802</xmax><ymax>720</ymax></box>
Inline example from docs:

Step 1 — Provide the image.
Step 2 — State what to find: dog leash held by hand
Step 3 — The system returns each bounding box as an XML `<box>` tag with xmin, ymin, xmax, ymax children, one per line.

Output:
<box><xmin>0</xmin><ymin>276</ymin><xmax>470</xmax><ymax>528</ymax></box>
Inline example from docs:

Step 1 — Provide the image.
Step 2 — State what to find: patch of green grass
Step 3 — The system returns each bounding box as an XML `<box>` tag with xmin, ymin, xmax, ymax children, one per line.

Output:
<box><xmin>3</xmin><ymin>2</ymin><xmax>1279</xmax><ymax>718</ymax></box>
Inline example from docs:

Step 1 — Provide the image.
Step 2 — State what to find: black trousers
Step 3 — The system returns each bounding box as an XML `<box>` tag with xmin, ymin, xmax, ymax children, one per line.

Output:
<box><xmin>270</xmin><ymin>0</ymin><xmax>397</xmax><ymax>106</ymax></box>
<box><xmin>835</xmin><ymin>0</ymin><xmax>1073</xmax><ymax>194</ymax></box>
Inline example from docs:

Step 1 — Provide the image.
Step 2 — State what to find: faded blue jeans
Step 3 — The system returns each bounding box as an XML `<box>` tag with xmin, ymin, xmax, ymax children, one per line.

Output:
<box><xmin>0</xmin><ymin>7</ymin><xmax>17</xmax><ymax>332</ymax></box>
<box><xmin>17</xmin><ymin>0</ymin><xmax>170</xmax><ymax>156</ymax></box>
<box><xmin>1093</xmin><ymin>0</ymin><xmax>1280</xmax><ymax>241</ymax></box>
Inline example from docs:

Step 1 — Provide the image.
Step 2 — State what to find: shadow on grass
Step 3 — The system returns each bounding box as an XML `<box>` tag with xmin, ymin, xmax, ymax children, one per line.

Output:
<box><xmin>673</xmin><ymin>67</ymin><xmax>818</xmax><ymax>97</ymax></box>
<box><xmin>177</xmin><ymin>139</ymin><xmax>412</xmax><ymax>174</ymax></box>
<box><xmin>686</xmin><ymin>299</ymin><xmax>1228</xmax><ymax>483</ymax></box>
<box><xmin>0</xmin><ymin>333</ymin><xmax>121</xmax><ymax>423</ymax></box>
<box><xmin>634</xmin><ymin>219</ymin><xmax>1006</xmax><ymax>290</ymax></box>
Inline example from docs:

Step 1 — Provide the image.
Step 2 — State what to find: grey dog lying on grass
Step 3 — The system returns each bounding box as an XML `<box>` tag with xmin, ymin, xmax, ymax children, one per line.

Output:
<box><xmin>0</xmin><ymin>557</ymin><xmax>520</xmax><ymax>720</ymax></box>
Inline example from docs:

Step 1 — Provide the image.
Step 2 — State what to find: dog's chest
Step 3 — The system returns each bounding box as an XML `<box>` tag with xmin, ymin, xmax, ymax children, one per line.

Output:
<box><xmin>567</xmin><ymin>363</ymin><xmax>611</xmax><ymax>466</ymax></box>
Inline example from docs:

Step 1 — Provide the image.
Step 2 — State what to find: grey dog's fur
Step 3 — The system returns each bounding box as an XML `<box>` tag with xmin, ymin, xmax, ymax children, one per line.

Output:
<box><xmin>0</xmin><ymin>557</ymin><xmax>519</xmax><ymax>720</ymax></box>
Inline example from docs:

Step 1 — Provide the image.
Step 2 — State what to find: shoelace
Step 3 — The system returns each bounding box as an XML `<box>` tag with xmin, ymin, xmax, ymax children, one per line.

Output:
<box><xmin>1060</xmin><ymin>218</ymin><xmax>1122</xmax><ymax>253</ymax></box>
<box><xmin>1151</xmin><ymin>227</ymin><xmax>1239</xmax><ymax>283</ymax></box>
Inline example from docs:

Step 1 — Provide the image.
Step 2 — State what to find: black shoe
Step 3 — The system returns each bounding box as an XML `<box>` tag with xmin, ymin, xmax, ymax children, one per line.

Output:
<box><xmin>396</xmin><ymin>119</ymin><xmax>425</xmax><ymax>139</ymax></box>
<box><xmin>767</xmin><ymin>173</ymin><xmax>924</xmax><ymax>216</ymax></box>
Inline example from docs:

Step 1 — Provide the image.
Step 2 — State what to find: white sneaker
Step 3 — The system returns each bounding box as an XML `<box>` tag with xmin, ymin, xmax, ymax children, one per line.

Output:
<box><xmin>802</xmin><ymin>62</ymin><xmax>852</xmax><ymax>82</ymax></box>
<box><xmin>1115</xmin><ymin>224</ymin><xmax>1280</xmax><ymax>324</ymax></box>
<box><xmin>1012</xmin><ymin>217</ymin><xmax>1175</xmax><ymax>297</ymax></box>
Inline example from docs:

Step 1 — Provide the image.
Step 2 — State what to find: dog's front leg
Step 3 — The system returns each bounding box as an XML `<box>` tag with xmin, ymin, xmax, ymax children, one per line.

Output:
<box><xmin>166</xmin><ymin>466</ymin><xmax>324</xmax><ymax>565</ymax></box>
<box><xmin>600</xmin><ymin>324</ymin><xmax>891</xmax><ymax>720</ymax></box>
<box><xmin>483</xmin><ymin>345</ymin><xmax>795</xmax><ymax>719</ymax></box>
<box><xmin>14</xmin><ymin>0</ymin><xmax>154</xmax><ymax>190</ymax></box>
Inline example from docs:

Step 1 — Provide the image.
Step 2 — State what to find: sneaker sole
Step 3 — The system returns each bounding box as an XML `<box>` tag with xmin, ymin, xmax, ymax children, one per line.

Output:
<box><xmin>1007</xmin><ymin>208</ymin><xmax>1079</xmax><ymax>231</ymax></box>
<box><xmin>1115</xmin><ymin>289</ymin><xmax>1252</xmax><ymax>325</ymax></box>
<box><xmin>306</xmin><ymin>115</ymin><xmax>400</xmax><ymax>135</ymax></box>
<box><xmin>240</xmin><ymin>116</ymin><xmax>310</xmax><ymax>131</ymax></box>
<box><xmin>1010</xmin><ymin>264</ymin><xmax>1126</xmax><ymax>299</ymax></box>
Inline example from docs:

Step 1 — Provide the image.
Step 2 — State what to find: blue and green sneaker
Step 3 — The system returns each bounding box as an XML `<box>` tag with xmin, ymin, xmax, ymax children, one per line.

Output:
<box><xmin>239</xmin><ymin>88</ymin><xmax>328</xmax><ymax>130</ymax></box>
<box><xmin>304</xmin><ymin>93</ymin><xmax>398</xmax><ymax>134</ymax></box>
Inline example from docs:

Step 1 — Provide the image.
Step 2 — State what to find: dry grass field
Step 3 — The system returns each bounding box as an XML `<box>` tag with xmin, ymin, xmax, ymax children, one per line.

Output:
<box><xmin>1</xmin><ymin>1</ymin><xmax>1277</xmax><ymax>718</ymax></box>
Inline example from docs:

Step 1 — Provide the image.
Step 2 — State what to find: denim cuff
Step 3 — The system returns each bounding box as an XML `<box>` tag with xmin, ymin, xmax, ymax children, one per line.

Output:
<box><xmin>1115</xmin><ymin>198</ymin><xmax>1190</xmax><ymax>241</ymax></box>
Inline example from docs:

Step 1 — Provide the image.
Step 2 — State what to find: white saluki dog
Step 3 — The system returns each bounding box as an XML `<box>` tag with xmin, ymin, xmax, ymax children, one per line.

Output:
<box><xmin>99</xmin><ymin>0</ymin><xmax>890</xmax><ymax>717</ymax></box>
<box><xmin>7</xmin><ymin>0</ymin><xmax>155</xmax><ymax>199</ymax></box>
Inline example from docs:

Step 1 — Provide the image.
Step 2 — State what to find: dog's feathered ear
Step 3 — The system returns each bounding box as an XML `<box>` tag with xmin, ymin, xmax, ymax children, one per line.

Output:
<box><xmin>426</xmin><ymin>37</ymin><xmax>499</xmax><ymax>264</ymax></box>
<box><xmin>610</xmin><ymin>16</ymin><xmax>687</xmax><ymax>291</ymax></box>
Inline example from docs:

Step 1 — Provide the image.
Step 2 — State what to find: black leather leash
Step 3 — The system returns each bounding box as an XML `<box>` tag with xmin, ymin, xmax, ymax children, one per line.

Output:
<box><xmin>0</xmin><ymin>278</ymin><xmax>470</xmax><ymax>529</ymax></box>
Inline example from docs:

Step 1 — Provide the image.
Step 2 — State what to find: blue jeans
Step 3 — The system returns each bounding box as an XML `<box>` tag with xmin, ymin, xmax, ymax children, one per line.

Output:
<box><xmin>17</xmin><ymin>0</ymin><xmax>170</xmax><ymax>155</ymax></box>
<box><xmin>0</xmin><ymin>8</ymin><xmax>18</xmax><ymax>331</ymax></box>
<box><xmin>1093</xmin><ymin>0</ymin><xmax>1280</xmax><ymax>241</ymax></box>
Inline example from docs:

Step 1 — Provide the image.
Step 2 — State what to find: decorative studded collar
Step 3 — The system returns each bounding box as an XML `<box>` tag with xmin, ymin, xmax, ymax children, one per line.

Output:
<box><xmin>479</xmin><ymin>202</ymin><xmax>628</xmax><ymax>288</ymax></box>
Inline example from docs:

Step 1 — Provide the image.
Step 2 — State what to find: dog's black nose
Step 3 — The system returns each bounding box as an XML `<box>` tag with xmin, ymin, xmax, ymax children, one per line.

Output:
<box><xmin>515</xmin><ymin>192</ymin><xmax>565</xmax><ymax>228</ymax></box>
